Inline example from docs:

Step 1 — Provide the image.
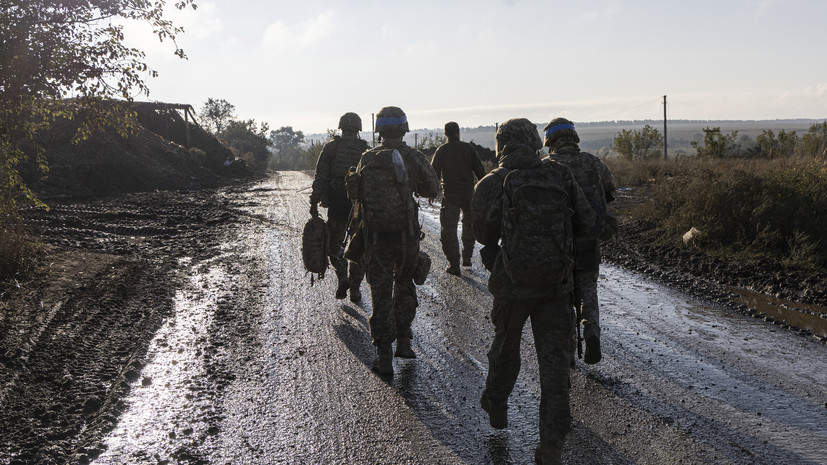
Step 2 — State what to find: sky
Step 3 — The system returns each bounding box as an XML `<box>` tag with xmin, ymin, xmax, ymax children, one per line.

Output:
<box><xmin>121</xmin><ymin>0</ymin><xmax>827</xmax><ymax>134</ymax></box>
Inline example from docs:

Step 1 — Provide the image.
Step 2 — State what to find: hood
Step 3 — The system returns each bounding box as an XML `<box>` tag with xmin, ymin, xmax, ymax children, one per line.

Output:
<box><xmin>498</xmin><ymin>143</ymin><xmax>541</xmax><ymax>170</ymax></box>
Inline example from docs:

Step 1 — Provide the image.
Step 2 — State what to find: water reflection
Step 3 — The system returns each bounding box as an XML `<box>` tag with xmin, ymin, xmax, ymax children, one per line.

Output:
<box><xmin>728</xmin><ymin>286</ymin><xmax>827</xmax><ymax>338</ymax></box>
<box><xmin>93</xmin><ymin>263</ymin><xmax>228</xmax><ymax>464</ymax></box>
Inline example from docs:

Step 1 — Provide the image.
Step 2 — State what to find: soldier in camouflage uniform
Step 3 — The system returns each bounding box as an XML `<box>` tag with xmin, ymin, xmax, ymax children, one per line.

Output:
<box><xmin>543</xmin><ymin>117</ymin><xmax>617</xmax><ymax>365</ymax></box>
<box><xmin>353</xmin><ymin>106</ymin><xmax>439</xmax><ymax>376</ymax></box>
<box><xmin>310</xmin><ymin>112</ymin><xmax>369</xmax><ymax>303</ymax></box>
<box><xmin>431</xmin><ymin>122</ymin><xmax>486</xmax><ymax>275</ymax></box>
<box><xmin>471</xmin><ymin>118</ymin><xmax>595</xmax><ymax>465</ymax></box>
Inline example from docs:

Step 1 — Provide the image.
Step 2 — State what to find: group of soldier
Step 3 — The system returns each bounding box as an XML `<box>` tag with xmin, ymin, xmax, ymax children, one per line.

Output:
<box><xmin>309</xmin><ymin>107</ymin><xmax>616</xmax><ymax>465</ymax></box>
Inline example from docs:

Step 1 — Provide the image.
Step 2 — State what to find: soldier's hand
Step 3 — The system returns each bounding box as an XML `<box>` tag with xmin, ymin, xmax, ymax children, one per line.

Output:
<box><xmin>310</xmin><ymin>202</ymin><xmax>319</xmax><ymax>218</ymax></box>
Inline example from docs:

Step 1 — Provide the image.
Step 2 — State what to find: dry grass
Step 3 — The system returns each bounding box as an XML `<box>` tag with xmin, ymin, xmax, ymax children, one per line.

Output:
<box><xmin>0</xmin><ymin>213</ymin><xmax>41</xmax><ymax>282</ymax></box>
<box><xmin>605</xmin><ymin>156</ymin><xmax>827</xmax><ymax>270</ymax></box>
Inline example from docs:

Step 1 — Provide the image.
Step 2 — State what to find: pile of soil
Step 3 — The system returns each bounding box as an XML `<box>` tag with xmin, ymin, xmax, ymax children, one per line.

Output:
<box><xmin>22</xmin><ymin>102</ymin><xmax>251</xmax><ymax>199</ymax></box>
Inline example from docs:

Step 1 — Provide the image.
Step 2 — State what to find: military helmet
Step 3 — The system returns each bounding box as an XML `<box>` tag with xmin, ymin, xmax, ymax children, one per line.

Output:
<box><xmin>543</xmin><ymin>117</ymin><xmax>580</xmax><ymax>146</ymax></box>
<box><xmin>374</xmin><ymin>106</ymin><xmax>409</xmax><ymax>134</ymax></box>
<box><xmin>495</xmin><ymin>118</ymin><xmax>543</xmax><ymax>155</ymax></box>
<box><xmin>338</xmin><ymin>112</ymin><xmax>362</xmax><ymax>131</ymax></box>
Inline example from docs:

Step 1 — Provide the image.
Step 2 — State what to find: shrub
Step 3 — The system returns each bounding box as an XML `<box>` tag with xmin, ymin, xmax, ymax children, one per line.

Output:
<box><xmin>800</xmin><ymin>122</ymin><xmax>827</xmax><ymax>159</ymax></box>
<box><xmin>0</xmin><ymin>214</ymin><xmax>41</xmax><ymax>281</ymax></box>
<box><xmin>612</xmin><ymin>125</ymin><xmax>663</xmax><ymax>160</ymax></box>
<box><xmin>641</xmin><ymin>157</ymin><xmax>827</xmax><ymax>269</ymax></box>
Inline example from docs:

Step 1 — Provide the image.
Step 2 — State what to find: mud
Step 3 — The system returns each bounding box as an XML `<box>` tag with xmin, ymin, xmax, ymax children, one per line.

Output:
<box><xmin>1</xmin><ymin>184</ymin><xmax>254</xmax><ymax>464</ymax></box>
<box><xmin>0</xmin><ymin>173</ymin><xmax>825</xmax><ymax>464</ymax></box>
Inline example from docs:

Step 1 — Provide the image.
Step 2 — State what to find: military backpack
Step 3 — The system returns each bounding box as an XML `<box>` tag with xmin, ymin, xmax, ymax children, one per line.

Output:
<box><xmin>358</xmin><ymin>146</ymin><xmax>414</xmax><ymax>234</ymax></box>
<box><xmin>496</xmin><ymin>165</ymin><xmax>575</xmax><ymax>287</ymax></box>
<box><xmin>301</xmin><ymin>215</ymin><xmax>329</xmax><ymax>282</ymax></box>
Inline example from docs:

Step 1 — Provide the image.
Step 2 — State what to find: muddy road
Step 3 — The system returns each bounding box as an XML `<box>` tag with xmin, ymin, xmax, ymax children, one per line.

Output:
<box><xmin>2</xmin><ymin>171</ymin><xmax>826</xmax><ymax>464</ymax></box>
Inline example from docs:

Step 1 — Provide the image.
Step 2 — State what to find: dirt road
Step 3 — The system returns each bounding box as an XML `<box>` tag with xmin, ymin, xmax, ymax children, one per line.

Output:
<box><xmin>2</xmin><ymin>171</ymin><xmax>826</xmax><ymax>464</ymax></box>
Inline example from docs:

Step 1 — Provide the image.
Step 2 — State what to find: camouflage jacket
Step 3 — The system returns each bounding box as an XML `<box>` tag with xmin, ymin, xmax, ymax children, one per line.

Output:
<box><xmin>431</xmin><ymin>137</ymin><xmax>486</xmax><ymax>196</ymax></box>
<box><xmin>310</xmin><ymin>134</ymin><xmax>369</xmax><ymax>205</ymax></box>
<box><xmin>548</xmin><ymin>146</ymin><xmax>617</xmax><ymax>269</ymax></box>
<box><xmin>550</xmin><ymin>146</ymin><xmax>616</xmax><ymax>207</ymax></box>
<box><xmin>356</xmin><ymin>138</ymin><xmax>440</xmax><ymax>234</ymax></box>
<box><xmin>471</xmin><ymin>143</ymin><xmax>596</xmax><ymax>298</ymax></box>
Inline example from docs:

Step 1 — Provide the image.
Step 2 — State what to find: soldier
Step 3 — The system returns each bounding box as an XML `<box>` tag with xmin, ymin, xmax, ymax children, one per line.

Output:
<box><xmin>351</xmin><ymin>106</ymin><xmax>439</xmax><ymax>376</ymax></box>
<box><xmin>471</xmin><ymin>118</ymin><xmax>595</xmax><ymax>464</ymax></box>
<box><xmin>430</xmin><ymin>121</ymin><xmax>486</xmax><ymax>275</ymax></box>
<box><xmin>309</xmin><ymin>112</ymin><xmax>369</xmax><ymax>303</ymax></box>
<box><xmin>543</xmin><ymin>117</ymin><xmax>617</xmax><ymax>365</ymax></box>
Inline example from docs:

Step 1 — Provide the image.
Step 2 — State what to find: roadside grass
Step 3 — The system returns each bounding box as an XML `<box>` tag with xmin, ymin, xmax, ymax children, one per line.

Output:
<box><xmin>0</xmin><ymin>212</ymin><xmax>41</xmax><ymax>286</ymax></box>
<box><xmin>604</xmin><ymin>156</ymin><xmax>827</xmax><ymax>271</ymax></box>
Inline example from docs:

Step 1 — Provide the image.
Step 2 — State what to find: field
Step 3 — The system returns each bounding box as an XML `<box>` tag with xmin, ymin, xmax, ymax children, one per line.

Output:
<box><xmin>312</xmin><ymin>119</ymin><xmax>824</xmax><ymax>156</ymax></box>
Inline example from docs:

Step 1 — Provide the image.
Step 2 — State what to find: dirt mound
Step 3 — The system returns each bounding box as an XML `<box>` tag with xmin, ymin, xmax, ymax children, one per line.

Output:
<box><xmin>22</xmin><ymin>102</ymin><xmax>249</xmax><ymax>199</ymax></box>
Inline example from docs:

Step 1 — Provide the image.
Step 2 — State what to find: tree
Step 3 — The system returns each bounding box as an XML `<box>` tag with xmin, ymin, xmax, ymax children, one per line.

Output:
<box><xmin>691</xmin><ymin>127</ymin><xmax>741</xmax><ymax>158</ymax></box>
<box><xmin>270</xmin><ymin>126</ymin><xmax>305</xmax><ymax>160</ymax></box>
<box><xmin>415</xmin><ymin>132</ymin><xmax>447</xmax><ymax>151</ymax></box>
<box><xmin>800</xmin><ymin>122</ymin><xmax>827</xmax><ymax>159</ymax></box>
<box><xmin>1</xmin><ymin>0</ymin><xmax>197</xmax><ymax>214</ymax></box>
<box><xmin>755</xmin><ymin>129</ymin><xmax>798</xmax><ymax>158</ymax></box>
<box><xmin>612</xmin><ymin>125</ymin><xmax>663</xmax><ymax>160</ymax></box>
<box><xmin>199</xmin><ymin>98</ymin><xmax>236</xmax><ymax>134</ymax></box>
<box><xmin>219</xmin><ymin>119</ymin><xmax>272</xmax><ymax>167</ymax></box>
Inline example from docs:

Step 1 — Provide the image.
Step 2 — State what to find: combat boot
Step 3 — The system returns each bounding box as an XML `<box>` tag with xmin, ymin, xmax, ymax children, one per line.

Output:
<box><xmin>371</xmin><ymin>344</ymin><xmax>393</xmax><ymax>376</ymax></box>
<box><xmin>584</xmin><ymin>335</ymin><xmax>601</xmax><ymax>365</ymax></box>
<box><xmin>349</xmin><ymin>286</ymin><xmax>361</xmax><ymax>303</ymax></box>
<box><xmin>480</xmin><ymin>395</ymin><xmax>507</xmax><ymax>429</ymax></box>
<box><xmin>395</xmin><ymin>338</ymin><xmax>416</xmax><ymax>359</ymax></box>
<box><xmin>445</xmin><ymin>264</ymin><xmax>461</xmax><ymax>276</ymax></box>
<box><xmin>461</xmin><ymin>251</ymin><xmax>472</xmax><ymax>267</ymax></box>
<box><xmin>335</xmin><ymin>279</ymin><xmax>349</xmax><ymax>299</ymax></box>
<box><xmin>334</xmin><ymin>258</ymin><xmax>349</xmax><ymax>299</ymax></box>
<box><xmin>534</xmin><ymin>445</ymin><xmax>562</xmax><ymax>465</ymax></box>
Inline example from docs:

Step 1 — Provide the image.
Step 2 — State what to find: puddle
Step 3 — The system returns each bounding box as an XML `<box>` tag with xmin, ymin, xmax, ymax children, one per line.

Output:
<box><xmin>728</xmin><ymin>286</ymin><xmax>827</xmax><ymax>338</ymax></box>
<box><xmin>93</xmin><ymin>263</ymin><xmax>229</xmax><ymax>464</ymax></box>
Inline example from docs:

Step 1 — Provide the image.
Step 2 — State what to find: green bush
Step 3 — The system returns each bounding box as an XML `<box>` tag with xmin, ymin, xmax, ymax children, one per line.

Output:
<box><xmin>641</xmin><ymin>157</ymin><xmax>827</xmax><ymax>269</ymax></box>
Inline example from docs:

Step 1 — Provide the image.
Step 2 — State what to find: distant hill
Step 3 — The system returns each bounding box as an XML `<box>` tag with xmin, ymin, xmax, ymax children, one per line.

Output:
<box><xmin>306</xmin><ymin>118</ymin><xmax>826</xmax><ymax>157</ymax></box>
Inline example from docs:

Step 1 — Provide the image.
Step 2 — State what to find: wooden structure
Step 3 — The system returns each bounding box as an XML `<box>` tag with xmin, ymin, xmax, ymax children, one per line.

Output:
<box><xmin>131</xmin><ymin>101</ymin><xmax>200</xmax><ymax>148</ymax></box>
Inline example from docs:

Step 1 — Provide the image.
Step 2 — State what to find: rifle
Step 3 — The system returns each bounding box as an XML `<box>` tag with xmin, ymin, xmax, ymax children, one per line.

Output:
<box><xmin>575</xmin><ymin>304</ymin><xmax>583</xmax><ymax>359</ymax></box>
<box><xmin>337</xmin><ymin>204</ymin><xmax>357</xmax><ymax>260</ymax></box>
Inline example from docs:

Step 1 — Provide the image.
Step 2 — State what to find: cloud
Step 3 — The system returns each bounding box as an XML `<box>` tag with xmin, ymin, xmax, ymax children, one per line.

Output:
<box><xmin>174</xmin><ymin>2</ymin><xmax>222</xmax><ymax>40</ymax></box>
<box><xmin>263</xmin><ymin>10</ymin><xmax>336</xmax><ymax>51</ymax></box>
<box><xmin>581</xmin><ymin>6</ymin><xmax>621</xmax><ymax>21</ymax></box>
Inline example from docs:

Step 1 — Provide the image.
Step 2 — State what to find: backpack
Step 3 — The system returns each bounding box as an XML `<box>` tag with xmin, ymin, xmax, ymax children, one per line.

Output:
<box><xmin>497</xmin><ymin>166</ymin><xmax>575</xmax><ymax>287</ymax></box>
<box><xmin>358</xmin><ymin>146</ymin><xmax>414</xmax><ymax>233</ymax></box>
<box><xmin>301</xmin><ymin>216</ymin><xmax>329</xmax><ymax>282</ymax></box>
<box><xmin>549</xmin><ymin>151</ymin><xmax>604</xmax><ymax>235</ymax></box>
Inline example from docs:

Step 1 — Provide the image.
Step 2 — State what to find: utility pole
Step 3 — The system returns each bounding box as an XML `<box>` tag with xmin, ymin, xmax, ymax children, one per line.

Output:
<box><xmin>494</xmin><ymin>122</ymin><xmax>498</xmax><ymax>149</ymax></box>
<box><xmin>663</xmin><ymin>95</ymin><xmax>668</xmax><ymax>161</ymax></box>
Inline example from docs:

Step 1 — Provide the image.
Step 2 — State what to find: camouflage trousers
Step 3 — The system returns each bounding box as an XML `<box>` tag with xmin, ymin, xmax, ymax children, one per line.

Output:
<box><xmin>439</xmin><ymin>191</ymin><xmax>475</xmax><ymax>267</ymax></box>
<box><xmin>482</xmin><ymin>295</ymin><xmax>573</xmax><ymax>449</ymax></box>
<box><xmin>365</xmin><ymin>238</ymin><xmax>420</xmax><ymax>346</ymax></box>
<box><xmin>327</xmin><ymin>218</ymin><xmax>365</xmax><ymax>290</ymax></box>
<box><xmin>573</xmin><ymin>269</ymin><xmax>600</xmax><ymax>339</ymax></box>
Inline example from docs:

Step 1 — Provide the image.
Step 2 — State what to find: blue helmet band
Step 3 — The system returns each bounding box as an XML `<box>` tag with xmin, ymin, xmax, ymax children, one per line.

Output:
<box><xmin>376</xmin><ymin>115</ymin><xmax>408</xmax><ymax>127</ymax></box>
<box><xmin>544</xmin><ymin>123</ymin><xmax>575</xmax><ymax>137</ymax></box>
